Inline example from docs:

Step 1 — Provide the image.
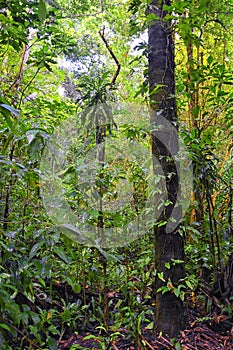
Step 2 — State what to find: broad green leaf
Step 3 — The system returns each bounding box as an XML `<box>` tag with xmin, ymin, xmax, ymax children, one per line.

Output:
<box><xmin>185</xmin><ymin>280</ymin><xmax>193</xmax><ymax>289</ymax></box>
<box><xmin>207</xmin><ymin>55</ymin><xmax>214</xmax><ymax>65</ymax></box>
<box><xmin>72</xmin><ymin>283</ymin><xmax>81</xmax><ymax>293</ymax></box>
<box><xmin>38</xmin><ymin>0</ymin><xmax>47</xmax><ymax>22</ymax></box>
<box><xmin>47</xmin><ymin>336</ymin><xmax>58</xmax><ymax>349</ymax></box>
<box><xmin>29</xmin><ymin>241</ymin><xmax>45</xmax><ymax>259</ymax></box>
<box><xmin>0</xmin><ymin>104</ymin><xmax>20</xmax><ymax>116</ymax></box>
<box><xmin>0</xmin><ymin>107</ymin><xmax>16</xmax><ymax>132</ymax></box>
<box><xmin>53</xmin><ymin>246</ymin><xmax>72</xmax><ymax>264</ymax></box>
<box><xmin>30</xmin><ymin>312</ymin><xmax>40</xmax><ymax>325</ymax></box>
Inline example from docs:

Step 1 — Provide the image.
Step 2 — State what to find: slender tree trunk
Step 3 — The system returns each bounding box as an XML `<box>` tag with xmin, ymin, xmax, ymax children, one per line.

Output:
<box><xmin>185</xmin><ymin>38</ymin><xmax>205</xmax><ymax>226</ymax></box>
<box><xmin>148</xmin><ymin>0</ymin><xmax>186</xmax><ymax>337</ymax></box>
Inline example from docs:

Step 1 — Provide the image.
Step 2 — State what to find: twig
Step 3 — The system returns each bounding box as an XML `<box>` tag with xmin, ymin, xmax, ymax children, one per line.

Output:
<box><xmin>0</xmin><ymin>316</ymin><xmax>42</xmax><ymax>349</ymax></box>
<box><xmin>140</xmin><ymin>334</ymin><xmax>155</xmax><ymax>350</ymax></box>
<box><xmin>58</xmin><ymin>327</ymin><xmax>66</xmax><ymax>343</ymax></box>
<box><xmin>111</xmin><ymin>342</ymin><xmax>119</xmax><ymax>350</ymax></box>
<box><xmin>155</xmin><ymin>339</ymin><xmax>172</xmax><ymax>349</ymax></box>
<box><xmin>0</xmin><ymin>40</ymin><xmax>10</xmax><ymax>58</ymax></box>
<box><xmin>19</xmin><ymin>66</ymin><xmax>41</xmax><ymax>106</ymax></box>
<box><xmin>159</xmin><ymin>335</ymin><xmax>174</xmax><ymax>347</ymax></box>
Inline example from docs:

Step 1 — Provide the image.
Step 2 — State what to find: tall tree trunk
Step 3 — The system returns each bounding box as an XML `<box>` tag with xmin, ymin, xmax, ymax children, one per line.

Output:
<box><xmin>185</xmin><ymin>38</ymin><xmax>205</xmax><ymax>226</ymax></box>
<box><xmin>148</xmin><ymin>0</ymin><xmax>186</xmax><ymax>337</ymax></box>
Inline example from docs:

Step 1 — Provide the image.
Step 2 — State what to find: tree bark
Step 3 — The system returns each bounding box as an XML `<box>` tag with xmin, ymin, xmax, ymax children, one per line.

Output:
<box><xmin>148</xmin><ymin>0</ymin><xmax>186</xmax><ymax>337</ymax></box>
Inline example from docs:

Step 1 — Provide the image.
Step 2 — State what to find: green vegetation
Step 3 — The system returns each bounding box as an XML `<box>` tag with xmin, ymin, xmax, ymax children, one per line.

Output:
<box><xmin>0</xmin><ymin>0</ymin><xmax>232</xmax><ymax>349</ymax></box>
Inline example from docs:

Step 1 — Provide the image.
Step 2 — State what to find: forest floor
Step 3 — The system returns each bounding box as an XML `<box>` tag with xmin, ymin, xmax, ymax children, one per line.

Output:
<box><xmin>54</xmin><ymin>283</ymin><xmax>233</xmax><ymax>350</ymax></box>
<box><xmin>58</xmin><ymin>315</ymin><xmax>233</xmax><ymax>350</ymax></box>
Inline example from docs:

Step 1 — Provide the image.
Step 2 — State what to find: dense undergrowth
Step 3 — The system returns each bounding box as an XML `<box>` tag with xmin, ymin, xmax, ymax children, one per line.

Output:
<box><xmin>1</xmin><ymin>0</ymin><xmax>233</xmax><ymax>349</ymax></box>
<box><xmin>0</xmin><ymin>205</ymin><xmax>232</xmax><ymax>349</ymax></box>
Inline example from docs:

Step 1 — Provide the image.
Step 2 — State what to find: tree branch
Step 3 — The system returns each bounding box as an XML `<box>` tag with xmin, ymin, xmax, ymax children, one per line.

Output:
<box><xmin>99</xmin><ymin>27</ymin><xmax>121</xmax><ymax>87</ymax></box>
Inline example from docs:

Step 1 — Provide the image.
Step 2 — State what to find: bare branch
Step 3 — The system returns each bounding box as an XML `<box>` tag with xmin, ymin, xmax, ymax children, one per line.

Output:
<box><xmin>99</xmin><ymin>27</ymin><xmax>121</xmax><ymax>87</ymax></box>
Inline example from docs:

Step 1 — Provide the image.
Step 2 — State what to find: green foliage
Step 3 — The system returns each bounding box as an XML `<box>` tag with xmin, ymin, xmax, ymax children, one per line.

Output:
<box><xmin>38</xmin><ymin>0</ymin><xmax>47</xmax><ymax>23</ymax></box>
<box><xmin>0</xmin><ymin>0</ymin><xmax>232</xmax><ymax>348</ymax></box>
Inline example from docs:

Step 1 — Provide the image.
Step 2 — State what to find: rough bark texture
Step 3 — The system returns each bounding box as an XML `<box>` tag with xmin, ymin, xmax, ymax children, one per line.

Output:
<box><xmin>148</xmin><ymin>0</ymin><xmax>187</xmax><ymax>337</ymax></box>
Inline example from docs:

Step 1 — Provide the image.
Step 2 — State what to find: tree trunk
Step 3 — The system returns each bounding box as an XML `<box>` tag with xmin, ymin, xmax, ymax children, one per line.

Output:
<box><xmin>148</xmin><ymin>0</ymin><xmax>187</xmax><ymax>337</ymax></box>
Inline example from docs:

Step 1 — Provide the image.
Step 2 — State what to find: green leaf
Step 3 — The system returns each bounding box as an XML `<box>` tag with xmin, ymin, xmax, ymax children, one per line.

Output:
<box><xmin>207</xmin><ymin>55</ymin><xmax>214</xmax><ymax>65</ymax></box>
<box><xmin>21</xmin><ymin>312</ymin><xmax>29</xmax><ymax>325</ymax></box>
<box><xmin>29</xmin><ymin>241</ymin><xmax>45</xmax><ymax>259</ymax></box>
<box><xmin>53</xmin><ymin>246</ymin><xmax>72</xmax><ymax>264</ymax></box>
<box><xmin>30</xmin><ymin>312</ymin><xmax>40</xmax><ymax>325</ymax></box>
<box><xmin>185</xmin><ymin>280</ymin><xmax>193</xmax><ymax>289</ymax></box>
<box><xmin>38</xmin><ymin>277</ymin><xmax>46</xmax><ymax>288</ymax></box>
<box><xmin>48</xmin><ymin>325</ymin><xmax>60</xmax><ymax>336</ymax></box>
<box><xmin>145</xmin><ymin>321</ymin><xmax>154</xmax><ymax>330</ymax></box>
<box><xmin>38</xmin><ymin>0</ymin><xmax>47</xmax><ymax>22</ymax></box>
<box><xmin>89</xmin><ymin>209</ymin><xmax>99</xmax><ymax>218</ymax></box>
<box><xmin>157</xmin><ymin>220</ymin><xmax>167</xmax><ymax>228</ymax></box>
<box><xmin>171</xmin><ymin>259</ymin><xmax>184</xmax><ymax>265</ymax></box>
<box><xmin>0</xmin><ymin>106</ymin><xmax>16</xmax><ymax>133</ymax></box>
<box><xmin>72</xmin><ymin>283</ymin><xmax>81</xmax><ymax>293</ymax></box>
<box><xmin>0</xmin><ymin>104</ymin><xmax>20</xmax><ymax>116</ymax></box>
<box><xmin>83</xmin><ymin>335</ymin><xmax>98</xmax><ymax>341</ymax></box>
<box><xmin>47</xmin><ymin>336</ymin><xmax>58</xmax><ymax>349</ymax></box>
<box><xmin>199</xmin><ymin>0</ymin><xmax>210</xmax><ymax>9</ymax></box>
<box><xmin>157</xmin><ymin>286</ymin><xmax>169</xmax><ymax>294</ymax></box>
<box><xmin>146</xmin><ymin>13</ymin><xmax>161</xmax><ymax>23</ymax></box>
<box><xmin>1</xmin><ymin>134</ymin><xmax>14</xmax><ymax>155</ymax></box>
<box><xmin>180</xmin><ymin>291</ymin><xmax>185</xmax><ymax>301</ymax></box>
<box><xmin>174</xmin><ymin>288</ymin><xmax>180</xmax><ymax>298</ymax></box>
<box><xmin>175</xmin><ymin>342</ymin><xmax>182</xmax><ymax>350</ymax></box>
<box><xmin>158</xmin><ymin>272</ymin><xmax>165</xmax><ymax>282</ymax></box>
<box><xmin>0</xmin><ymin>323</ymin><xmax>11</xmax><ymax>331</ymax></box>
